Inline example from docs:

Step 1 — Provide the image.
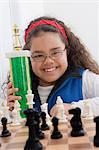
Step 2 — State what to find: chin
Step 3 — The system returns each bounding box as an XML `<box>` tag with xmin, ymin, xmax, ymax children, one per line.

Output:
<box><xmin>44</xmin><ymin>77</ymin><xmax>59</xmax><ymax>84</ymax></box>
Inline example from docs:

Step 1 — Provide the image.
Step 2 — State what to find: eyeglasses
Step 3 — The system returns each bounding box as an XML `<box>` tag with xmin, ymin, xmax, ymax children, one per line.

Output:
<box><xmin>30</xmin><ymin>48</ymin><xmax>66</xmax><ymax>62</ymax></box>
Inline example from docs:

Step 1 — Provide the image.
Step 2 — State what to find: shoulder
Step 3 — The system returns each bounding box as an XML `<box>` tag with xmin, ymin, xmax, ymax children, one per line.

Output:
<box><xmin>82</xmin><ymin>69</ymin><xmax>99</xmax><ymax>98</ymax></box>
<box><xmin>82</xmin><ymin>69</ymin><xmax>99</xmax><ymax>91</ymax></box>
<box><xmin>82</xmin><ymin>69</ymin><xmax>99</xmax><ymax>81</ymax></box>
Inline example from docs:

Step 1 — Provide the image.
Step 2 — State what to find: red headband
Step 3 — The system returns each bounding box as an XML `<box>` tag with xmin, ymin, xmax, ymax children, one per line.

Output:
<box><xmin>24</xmin><ymin>20</ymin><xmax>68</xmax><ymax>42</ymax></box>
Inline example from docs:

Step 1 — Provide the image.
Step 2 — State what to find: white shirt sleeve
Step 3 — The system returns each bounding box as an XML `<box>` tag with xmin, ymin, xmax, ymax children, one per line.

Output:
<box><xmin>72</xmin><ymin>69</ymin><xmax>99</xmax><ymax>117</ymax></box>
<box><xmin>82</xmin><ymin>69</ymin><xmax>99</xmax><ymax>98</ymax></box>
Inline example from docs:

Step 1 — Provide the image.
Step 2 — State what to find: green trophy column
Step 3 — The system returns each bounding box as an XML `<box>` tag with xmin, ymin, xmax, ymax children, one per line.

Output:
<box><xmin>7</xmin><ymin>51</ymin><xmax>32</xmax><ymax>118</ymax></box>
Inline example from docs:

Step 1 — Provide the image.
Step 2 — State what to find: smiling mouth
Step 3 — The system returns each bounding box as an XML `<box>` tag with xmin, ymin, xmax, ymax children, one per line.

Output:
<box><xmin>43</xmin><ymin>67</ymin><xmax>58</xmax><ymax>72</ymax></box>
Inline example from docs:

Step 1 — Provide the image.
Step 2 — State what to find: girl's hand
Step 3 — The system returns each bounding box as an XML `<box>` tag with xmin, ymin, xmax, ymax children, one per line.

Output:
<box><xmin>50</xmin><ymin>103</ymin><xmax>72</xmax><ymax>117</ymax></box>
<box><xmin>50</xmin><ymin>104</ymin><xmax>58</xmax><ymax>117</ymax></box>
<box><xmin>7</xmin><ymin>82</ymin><xmax>21</xmax><ymax>110</ymax></box>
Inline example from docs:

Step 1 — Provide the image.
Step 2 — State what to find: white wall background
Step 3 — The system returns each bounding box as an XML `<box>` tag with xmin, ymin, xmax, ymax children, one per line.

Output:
<box><xmin>0</xmin><ymin>0</ymin><xmax>99</xmax><ymax>87</ymax></box>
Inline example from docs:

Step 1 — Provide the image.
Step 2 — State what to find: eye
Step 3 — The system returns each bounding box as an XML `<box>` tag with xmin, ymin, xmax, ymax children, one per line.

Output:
<box><xmin>52</xmin><ymin>50</ymin><xmax>61</xmax><ymax>55</ymax></box>
<box><xmin>31</xmin><ymin>53</ymin><xmax>45</xmax><ymax>60</ymax></box>
<box><xmin>53</xmin><ymin>51</ymin><xmax>58</xmax><ymax>54</ymax></box>
<box><xmin>34</xmin><ymin>54</ymin><xmax>44</xmax><ymax>58</ymax></box>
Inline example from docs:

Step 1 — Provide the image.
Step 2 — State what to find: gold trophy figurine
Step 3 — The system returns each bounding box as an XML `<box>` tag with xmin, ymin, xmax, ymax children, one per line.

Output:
<box><xmin>13</xmin><ymin>24</ymin><xmax>22</xmax><ymax>51</ymax></box>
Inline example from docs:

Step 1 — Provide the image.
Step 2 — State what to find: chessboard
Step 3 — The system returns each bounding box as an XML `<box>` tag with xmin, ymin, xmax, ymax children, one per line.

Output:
<box><xmin>0</xmin><ymin>118</ymin><xmax>98</xmax><ymax>150</ymax></box>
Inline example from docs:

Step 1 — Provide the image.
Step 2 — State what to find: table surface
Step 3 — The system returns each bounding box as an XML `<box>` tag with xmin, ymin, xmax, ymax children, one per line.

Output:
<box><xmin>0</xmin><ymin>118</ymin><xmax>99</xmax><ymax>150</ymax></box>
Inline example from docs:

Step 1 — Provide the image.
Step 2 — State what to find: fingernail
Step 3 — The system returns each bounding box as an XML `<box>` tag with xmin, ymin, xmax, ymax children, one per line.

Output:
<box><xmin>15</xmin><ymin>88</ymin><xmax>19</xmax><ymax>91</ymax></box>
<box><xmin>18</xmin><ymin>96</ymin><xmax>21</xmax><ymax>99</ymax></box>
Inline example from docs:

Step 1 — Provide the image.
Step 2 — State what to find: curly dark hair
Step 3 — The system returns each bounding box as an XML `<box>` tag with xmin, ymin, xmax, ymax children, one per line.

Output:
<box><xmin>23</xmin><ymin>16</ymin><xmax>99</xmax><ymax>74</ymax></box>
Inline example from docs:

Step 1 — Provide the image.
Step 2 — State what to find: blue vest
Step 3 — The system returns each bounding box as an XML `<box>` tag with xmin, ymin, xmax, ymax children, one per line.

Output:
<box><xmin>47</xmin><ymin>69</ymin><xmax>84</xmax><ymax>114</ymax></box>
<box><xmin>33</xmin><ymin>68</ymin><xmax>84</xmax><ymax>114</ymax></box>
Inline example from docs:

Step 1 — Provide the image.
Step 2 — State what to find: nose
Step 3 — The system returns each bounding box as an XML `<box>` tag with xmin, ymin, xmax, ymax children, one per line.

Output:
<box><xmin>43</xmin><ymin>55</ymin><xmax>54</xmax><ymax>64</ymax></box>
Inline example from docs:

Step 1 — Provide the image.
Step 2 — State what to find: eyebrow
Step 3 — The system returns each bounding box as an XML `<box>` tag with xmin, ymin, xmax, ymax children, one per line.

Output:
<box><xmin>31</xmin><ymin>47</ymin><xmax>62</xmax><ymax>53</ymax></box>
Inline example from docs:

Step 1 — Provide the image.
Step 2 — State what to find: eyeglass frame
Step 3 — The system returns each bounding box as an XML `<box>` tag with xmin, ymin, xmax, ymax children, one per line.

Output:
<box><xmin>30</xmin><ymin>47</ymin><xmax>66</xmax><ymax>62</ymax></box>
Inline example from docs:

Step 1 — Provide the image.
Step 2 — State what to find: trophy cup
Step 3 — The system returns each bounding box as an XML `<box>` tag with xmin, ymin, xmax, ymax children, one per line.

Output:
<box><xmin>6</xmin><ymin>25</ymin><xmax>32</xmax><ymax>118</ymax></box>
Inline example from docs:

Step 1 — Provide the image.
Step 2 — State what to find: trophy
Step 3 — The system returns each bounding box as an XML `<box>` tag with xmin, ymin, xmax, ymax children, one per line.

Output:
<box><xmin>6</xmin><ymin>25</ymin><xmax>32</xmax><ymax>118</ymax></box>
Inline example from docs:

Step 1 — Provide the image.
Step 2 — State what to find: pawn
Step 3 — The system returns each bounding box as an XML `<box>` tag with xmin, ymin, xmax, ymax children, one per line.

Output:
<box><xmin>94</xmin><ymin>116</ymin><xmax>99</xmax><ymax>147</ymax></box>
<box><xmin>83</xmin><ymin>100</ymin><xmax>93</xmax><ymax>119</ymax></box>
<box><xmin>41</xmin><ymin>103</ymin><xmax>51</xmax><ymax>126</ymax></box>
<box><xmin>0</xmin><ymin>117</ymin><xmax>11</xmax><ymax>137</ymax></box>
<box><xmin>40</xmin><ymin>111</ymin><xmax>50</xmax><ymax>130</ymax></box>
<box><xmin>56</xmin><ymin>96</ymin><xmax>67</xmax><ymax>123</ymax></box>
<box><xmin>11</xmin><ymin>101</ymin><xmax>21</xmax><ymax>126</ymax></box>
<box><xmin>69</xmin><ymin>107</ymin><xmax>85</xmax><ymax>137</ymax></box>
<box><xmin>51</xmin><ymin>116</ymin><xmax>63</xmax><ymax>139</ymax></box>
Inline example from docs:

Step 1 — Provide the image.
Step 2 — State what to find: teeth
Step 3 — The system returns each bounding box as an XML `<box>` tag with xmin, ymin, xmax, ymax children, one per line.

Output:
<box><xmin>44</xmin><ymin>68</ymin><xmax>56</xmax><ymax>72</ymax></box>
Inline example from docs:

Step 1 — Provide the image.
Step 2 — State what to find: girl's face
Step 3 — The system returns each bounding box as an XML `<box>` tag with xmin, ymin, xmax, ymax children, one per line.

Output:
<box><xmin>30</xmin><ymin>32</ymin><xmax>68</xmax><ymax>86</ymax></box>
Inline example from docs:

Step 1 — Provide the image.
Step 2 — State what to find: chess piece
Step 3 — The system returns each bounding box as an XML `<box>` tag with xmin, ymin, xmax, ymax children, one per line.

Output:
<box><xmin>0</xmin><ymin>102</ymin><xmax>4</xmax><ymax>126</ymax></box>
<box><xmin>56</xmin><ymin>96</ymin><xmax>67</xmax><ymax>123</ymax></box>
<box><xmin>11</xmin><ymin>101</ymin><xmax>21</xmax><ymax>126</ymax></box>
<box><xmin>94</xmin><ymin>116</ymin><xmax>99</xmax><ymax>147</ymax></box>
<box><xmin>1</xmin><ymin>101</ymin><xmax>12</xmax><ymax>124</ymax></box>
<box><xmin>51</xmin><ymin>116</ymin><xmax>63</xmax><ymax>139</ymax></box>
<box><xmin>0</xmin><ymin>88</ymin><xmax>12</xmax><ymax>124</ymax></box>
<box><xmin>41</xmin><ymin>103</ymin><xmax>51</xmax><ymax>126</ymax></box>
<box><xmin>83</xmin><ymin>99</ymin><xmax>93</xmax><ymax>119</ymax></box>
<box><xmin>0</xmin><ymin>117</ymin><xmax>11</xmax><ymax>137</ymax></box>
<box><xmin>40</xmin><ymin>111</ymin><xmax>50</xmax><ymax>130</ymax></box>
<box><xmin>69</xmin><ymin>107</ymin><xmax>85</xmax><ymax>137</ymax></box>
<box><xmin>34</xmin><ymin>110</ymin><xmax>45</xmax><ymax>139</ymax></box>
<box><xmin>13</xmin><ymin>24</ymin><xmax>22</xmax><ymax>51</ymax></box>
<box><xmin>24</xmin><ymin>108</ymin><xmax>43</xmax><ymax>150</ymax></box>
<box><xmin>26</xmin><ymin>89</ymin><xmax>34</xmax><ymax>108</ymax></box>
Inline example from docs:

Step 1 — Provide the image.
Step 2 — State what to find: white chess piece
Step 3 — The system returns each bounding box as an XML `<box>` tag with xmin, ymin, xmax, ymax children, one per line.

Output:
<box><xmin>83</xmin><ymin>99</ymin><xmax>93</xmax><ymax>119</ymax></box>
<box><xmin>0</xmin><ymin>88</ymin><xmax>12</xmax><ymax>123</ymax></box>
<box><xmin>41</xmin><ymin>103</ymin><xmax>51</xmax><ymax>126</ymax></box>
<box><xmin>26</xmin><ymin>90</ymin><xmax>34</xmax><ymax>108</ymax></box>
<box><xmin>56</xmin><ymin>96</ymin><xmax>67</xmax><ymax>123</ymax></box>
<box><xmin>1</xmin><ymin>100</ymin><xmax>12</xmax><ymax>124</ymax></box>
<box><xmin>0</xmin><ymin>110</ymin><xmax>3</xmax><ymax>126</ymax></box>
<box><xmin>11</xmin><ymin>100</ymin><xmax>22</xmax><ymax>126</ymax></box>
<box><xmin>0</xmin><ymin>99</ymin><xmax>4</xmax><ymax>126</ymax></box>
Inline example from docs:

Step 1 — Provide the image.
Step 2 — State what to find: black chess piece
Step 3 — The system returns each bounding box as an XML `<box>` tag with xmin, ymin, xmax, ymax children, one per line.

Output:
<box><xmin>51</xmin><ymin>116</ymin><xmax>63</xmax><ymax>139</ymax></box>
<box><xmin>24</xmin><ymin>108</ymin><xmax>43</xmax><ymax>150</ymax></box>
<box><xmin>0</xmin><ymin>117</ymin><xmax>11</xmax><ymax>137</ymax></box>
<box><xmin>69</xmin><ymin>107</ymin><xmax>85</xmax><ymax>137</ymax></box>
<box><xmin>94</xmin><ymin>116</ymin><xmax>99</xmax><ymax>147</ymax></box>
<box><xmin>40</xmin><ymin>111</ymin><xmax>50</xmax><ymax>130</ymax></box>
<box><xmin>34</xmin><ymin>110</ymin><xmax>45</xmax><ymax>139</ymax></box>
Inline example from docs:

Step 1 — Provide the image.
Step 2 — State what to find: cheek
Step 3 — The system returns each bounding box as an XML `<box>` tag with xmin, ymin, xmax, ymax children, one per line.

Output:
<box><xmin>30</xmin><ymin>61</ymin><xmax>41</xmax><ymax>74</ymax></box>
<box><xmin>60</xmin><ymin>55</ymin><xmax>68</xmax><ymax>68</ymax></box>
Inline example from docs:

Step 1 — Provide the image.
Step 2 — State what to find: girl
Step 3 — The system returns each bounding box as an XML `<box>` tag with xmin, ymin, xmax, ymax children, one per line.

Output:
<box><xmin>7</xmin><ymin>16</ymin><xmax>99</xmax><ymax>116</ymax></box>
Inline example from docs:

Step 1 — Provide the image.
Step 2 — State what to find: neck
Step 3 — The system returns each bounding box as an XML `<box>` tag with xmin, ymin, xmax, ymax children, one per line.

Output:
<box><xmin>39</xmin><ymin>80</ymin><xmax>55</xmax><ymax>87</ymax></box>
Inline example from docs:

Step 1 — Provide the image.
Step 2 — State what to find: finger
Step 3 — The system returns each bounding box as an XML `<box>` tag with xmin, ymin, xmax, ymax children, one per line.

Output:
<box><xmin>50</xmin><ymin>106</ymin><xmax>58</xmax><ymax>117</ymax></box>
<box><xmin>7</xmin><ymin>101</ymin><xmax>15</xmax><ymax>108</ymax></box>
<box><xmin>7</xmin><ymin>95</ymin><xmax>21</xmax><ymax>102</ymax></box>
<box><xmin>8</xmin><ymin>82</ymin><xmax>13</xmax><ymax>88</ymax></box>
<box><xmin>7</xmin><ymin>88</ymin><xmax>19</xmax><ymax>95</ymax></box>
<box><xmin>50</xmin><ymin>107</ymin><xmax>54</xmax><ymax>116</ymax></box>
<box><xmin>64</xmin><ymin>104</ymin><xmax>71</xmax><ymax>111</ymax></box>
<box><xmin>7</xmin><ymin>101</ymin><xmax>15</xmax><ymax>111</ymax></box>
